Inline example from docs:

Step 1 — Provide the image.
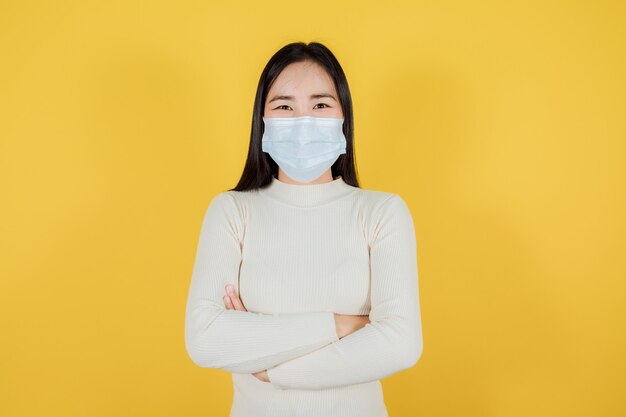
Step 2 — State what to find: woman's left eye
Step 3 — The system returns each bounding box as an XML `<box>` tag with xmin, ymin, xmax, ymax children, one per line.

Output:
<box><xmin>314</xmin><ymin>103</ymin><xmax>330</xmax><ymax>109</ymax></box>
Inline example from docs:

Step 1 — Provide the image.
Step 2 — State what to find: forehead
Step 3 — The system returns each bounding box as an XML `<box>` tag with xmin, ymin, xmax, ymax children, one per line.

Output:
<box><xmin>268</xmin><ymin>61</ymin><xmax>336</xmax><ymax>95</ymax></box>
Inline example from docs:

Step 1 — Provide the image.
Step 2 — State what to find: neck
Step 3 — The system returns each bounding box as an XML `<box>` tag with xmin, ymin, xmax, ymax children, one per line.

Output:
<box><xmin>259</xmin><ymin>175</ymin><xmax>356</xmax><ymax>208</ymax></box>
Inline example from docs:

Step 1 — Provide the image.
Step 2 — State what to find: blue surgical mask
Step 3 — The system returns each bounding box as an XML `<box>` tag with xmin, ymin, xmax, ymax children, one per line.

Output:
<box><xmin>261</xmin><ymin>115</ymin><xmax>347</xmax><ymax>183</ymax></box>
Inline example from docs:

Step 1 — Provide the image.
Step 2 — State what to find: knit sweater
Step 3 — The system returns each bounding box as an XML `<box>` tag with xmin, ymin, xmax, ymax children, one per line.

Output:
<box><xmin>184</xmin><ymin>175</ymin><xmax>423</xmax><ymax>417</ymax></box>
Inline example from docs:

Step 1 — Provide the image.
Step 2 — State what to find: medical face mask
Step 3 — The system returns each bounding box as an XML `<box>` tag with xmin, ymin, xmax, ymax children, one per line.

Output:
<box><xmin>261</xmin><ymin>115</ymin><xmax>347</xmax><ymax>183</ymax></box>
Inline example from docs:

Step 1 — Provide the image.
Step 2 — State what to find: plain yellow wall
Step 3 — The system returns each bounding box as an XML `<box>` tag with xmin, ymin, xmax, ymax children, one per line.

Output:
<box><xmin>1</xmin><ymin>1</ymin><xmax>624</xmax><ymax>416</ymax></box>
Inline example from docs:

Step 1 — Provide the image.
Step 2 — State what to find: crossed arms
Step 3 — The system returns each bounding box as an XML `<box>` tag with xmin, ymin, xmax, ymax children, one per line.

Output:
<box><xmin>184</xmin><ymin>192</ymin><xmax>423</xmax><ymax>390</ymax></box>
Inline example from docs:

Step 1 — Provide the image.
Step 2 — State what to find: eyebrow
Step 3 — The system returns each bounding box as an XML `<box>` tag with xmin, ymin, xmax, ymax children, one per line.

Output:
<box><xmin>268</xmin><ymin>93</ymin><xmax>338</xmax><ymax>103</ymax></box>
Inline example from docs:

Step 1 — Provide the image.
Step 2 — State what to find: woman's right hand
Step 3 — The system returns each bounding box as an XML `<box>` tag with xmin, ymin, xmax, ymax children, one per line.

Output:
<box><xmin>333</xmin><ymin>313</ymin><xmax>370</xmax><ymax>339</ymax></box>
<box><xmin>223</xmin><ymin>284</ymin><xmax>369</xmax><ymax>339</ymax></box>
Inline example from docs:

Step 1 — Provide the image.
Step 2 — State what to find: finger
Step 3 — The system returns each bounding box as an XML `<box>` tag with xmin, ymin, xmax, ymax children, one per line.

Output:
<box><xmin>228</xmin><ymin>286</ymin><xmax>247</xmax><ymax>311</ymax></box>
<box><xmin>223</xmin><ymin>295</ymin><xmax>233</xmax><ymax>310</ymax></box>
<box><xmin>224</xmin><ymin>284</ymin><xmax>235</xmax><ymax>309</ymax></box>
<box><xmin>231</xmin><ymin>293</ymin><xmax>246</xmax><ymax>311</ymax></box>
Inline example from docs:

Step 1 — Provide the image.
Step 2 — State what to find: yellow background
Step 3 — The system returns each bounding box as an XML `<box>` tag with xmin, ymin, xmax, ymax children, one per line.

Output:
<box><xmin>1</xmin><ymin>1</ymin><xmax>624</xmax><ymax>416</ymax></box>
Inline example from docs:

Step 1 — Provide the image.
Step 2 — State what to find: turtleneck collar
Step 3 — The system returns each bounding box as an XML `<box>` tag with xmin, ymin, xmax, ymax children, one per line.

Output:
<box><xmin>259</xmin><ymin>175</ymin><xmax>357</xmax><ymax>208</ymax></box>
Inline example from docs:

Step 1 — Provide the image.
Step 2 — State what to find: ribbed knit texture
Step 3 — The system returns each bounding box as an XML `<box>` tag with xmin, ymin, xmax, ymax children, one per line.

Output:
<box><xmin>184</xmin><ymin>175</ymin><xmax>423</xmax><ymax>417</ymax></box>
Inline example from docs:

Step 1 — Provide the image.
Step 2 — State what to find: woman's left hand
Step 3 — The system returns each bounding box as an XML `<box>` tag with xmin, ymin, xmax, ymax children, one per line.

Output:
<box><xmin>223</xmin><ymin>284</ymin><xmax>247</xmax><ymax>312</ymax></box>
<box><xmin>223</xmin><ymin>284</ymin><xmax>270</xmax><ymax>383</ymax></box>
<box><xmin>252</xmin><ymin>369</ymin><xmax>270</xmax><ymax>382</ymax></box>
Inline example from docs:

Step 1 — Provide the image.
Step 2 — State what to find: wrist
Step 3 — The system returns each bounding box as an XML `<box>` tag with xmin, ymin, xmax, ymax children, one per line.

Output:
<box><xmin>333</xmin><ymin>313</ymin><xmax>345</xmax><ymax>339</ymax></box>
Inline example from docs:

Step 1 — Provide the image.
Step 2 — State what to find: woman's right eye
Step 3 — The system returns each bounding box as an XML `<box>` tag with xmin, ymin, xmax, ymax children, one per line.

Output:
<box><xmin>275</xmin><ymin>105</ymin><xmax>291</xmax><ymax>110</ymax></box>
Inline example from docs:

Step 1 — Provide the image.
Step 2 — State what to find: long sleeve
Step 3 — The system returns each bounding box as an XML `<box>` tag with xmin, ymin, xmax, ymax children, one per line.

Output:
<box><xmin>184</xmin><ymin>191</ymin><xmax>339</xmax><ymax>374</ymax></box>
<box><xmin>265</xmin><ymin>194</ymin><xmax>423</xmax><ymax>390</ymax></box>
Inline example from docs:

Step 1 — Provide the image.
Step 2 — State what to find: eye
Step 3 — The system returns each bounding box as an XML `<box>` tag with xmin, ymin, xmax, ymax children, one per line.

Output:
<box><xmin>314</xmin><ymin>103</ymin><xmax>330</xmax><ymax>109</ymax></box>
<box><xmin>275</xmin><ymin>105</ymin><xmax>292</xmax><ymax>110</ymax></box>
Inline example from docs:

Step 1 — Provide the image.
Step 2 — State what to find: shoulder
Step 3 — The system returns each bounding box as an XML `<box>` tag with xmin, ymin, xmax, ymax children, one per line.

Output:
<box><xmin>351</xmin><ymin>186</ymin><xmax>414</xmax><ymax>245</ymax></box>
<box><xmin>205</xmin><ymin>185</ymin><xmax>262</xmax><ymax>211</ymax></box>
<box><xmin>208</xmin><ymin>190</ymin><xmax>246</xmax><ymax>212</ymax></box>
<box><xmin>202</xmin><ymin>191</ymin><xmax>246</xmax><ymax>241</ymax></box>
<box><xmin>351</xmin><ymin>185</ymin><xmax>411</xmax><ymax>218</ymax></box>
<box><xmin>201</xmin><ymin>190</ymin><xmax>248</xmax><ymax>237</ymax></box>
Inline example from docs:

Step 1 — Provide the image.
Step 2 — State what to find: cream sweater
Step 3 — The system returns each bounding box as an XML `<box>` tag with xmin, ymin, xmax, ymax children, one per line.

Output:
<box><xmin>184</xmin><ymin>175</ymin><xmax>423</xmax><ymax>417</ymax></box>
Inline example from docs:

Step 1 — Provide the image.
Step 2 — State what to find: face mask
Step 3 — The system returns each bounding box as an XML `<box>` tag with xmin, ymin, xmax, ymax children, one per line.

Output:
<box><xmin>261</xmin><ymin>115</ymin><xmax>347</xmax><ymax>183</ymax></box>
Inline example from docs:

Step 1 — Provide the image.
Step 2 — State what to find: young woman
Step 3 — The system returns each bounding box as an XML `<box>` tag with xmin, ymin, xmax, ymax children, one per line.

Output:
<box><xmin>185</xmin><ymin>41</ymin><xmax>423</xmax><ymax>417</ymax></box>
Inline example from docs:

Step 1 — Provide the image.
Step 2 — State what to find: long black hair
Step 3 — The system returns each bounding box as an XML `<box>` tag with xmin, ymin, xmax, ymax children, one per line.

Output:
<box><xmin>228</xmin><ymin>41</ymin><xmax>360</xmax><ymax>192</ymax></box>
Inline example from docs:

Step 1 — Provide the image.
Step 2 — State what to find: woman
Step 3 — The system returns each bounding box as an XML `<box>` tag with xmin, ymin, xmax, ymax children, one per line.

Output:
<box><xmin>185</xmin><ymin>41</ymin><xmax>423</xmax><ymax>417</ymax></box>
